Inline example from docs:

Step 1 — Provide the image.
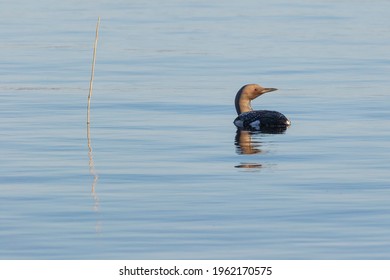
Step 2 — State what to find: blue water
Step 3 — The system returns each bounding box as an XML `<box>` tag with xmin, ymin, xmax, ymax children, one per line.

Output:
<box><xmin>1</xmin><ymin>0</ymin><xmax>390</xmax><ymax>259</ymax></box>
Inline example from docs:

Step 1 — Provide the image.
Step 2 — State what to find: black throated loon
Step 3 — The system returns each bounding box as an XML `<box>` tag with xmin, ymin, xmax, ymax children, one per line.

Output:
<box><xmin>233</xmin><ymin>84</ymin><xmax>291</xmax><ymax>130</ymax></box>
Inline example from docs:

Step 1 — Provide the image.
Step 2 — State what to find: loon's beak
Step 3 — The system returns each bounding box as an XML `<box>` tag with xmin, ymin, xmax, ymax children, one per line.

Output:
<box><xmin>263</xmin><ymin>88</ymin><xmax>278</xmax><ymax>93</ymax></box>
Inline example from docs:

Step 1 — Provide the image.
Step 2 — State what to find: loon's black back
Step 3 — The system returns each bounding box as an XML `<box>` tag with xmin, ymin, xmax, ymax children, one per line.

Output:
<box><xmin>234</xmin><ymin>110</ymin><xmax>290</xmax><ymax>130</ymax></box>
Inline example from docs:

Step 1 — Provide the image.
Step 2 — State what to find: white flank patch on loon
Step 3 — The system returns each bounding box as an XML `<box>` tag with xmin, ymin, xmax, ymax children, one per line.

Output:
<box><xmin>249</xmin><ymin>120</ymin><xmax>261</xmax><ymax>129</ymax></box>
<box><xmin>234</xmin><ymin>119</ymin><xmax>244</xmax><ymax>128</ymax></box>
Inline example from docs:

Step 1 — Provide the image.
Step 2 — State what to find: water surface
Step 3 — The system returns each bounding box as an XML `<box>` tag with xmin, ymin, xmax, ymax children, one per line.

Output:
<box><xmin>1</xmin><ymin>0</ymin><xmax>390</xmax><ymax>259</ymax></box>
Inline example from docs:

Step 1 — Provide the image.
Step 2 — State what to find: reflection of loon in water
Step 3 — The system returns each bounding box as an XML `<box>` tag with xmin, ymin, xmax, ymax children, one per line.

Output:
<box><xmin>233</xmin><ymin>84</ymin><xmax>291</xmax><ymax>130</ymax></box>
<box><xmin>234</xmin><ymin>128</ymin><xmax>287</xmax><ymax>169</ymax></box>
<box><xmin>235</xmin><ymin>129</ymin><xmax>263</xmax><ymax>155</ymax></box>
<box><xmin>234</xmin><ymin>130</ymin><xmax>263</xmax><ymax>168</ymax></box>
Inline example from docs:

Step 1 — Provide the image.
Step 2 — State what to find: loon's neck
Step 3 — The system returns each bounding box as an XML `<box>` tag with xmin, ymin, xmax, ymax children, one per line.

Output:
<box><xmin>235</xmin><ymin>90</ymin><xmax>253</xmax><ymax>115</ymax></box>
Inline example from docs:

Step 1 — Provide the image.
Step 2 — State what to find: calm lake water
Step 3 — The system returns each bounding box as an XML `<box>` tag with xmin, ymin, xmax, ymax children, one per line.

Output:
<box><xmin>1</xmin><ymin>0</ymin><xmax>390</xmax><ymax>259</ymax></box>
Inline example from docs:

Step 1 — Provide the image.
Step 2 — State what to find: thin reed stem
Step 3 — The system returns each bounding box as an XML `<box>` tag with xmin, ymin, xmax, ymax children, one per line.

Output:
<box><xmin>87</xmin><ymin>17</ymin><xmax>100</xmax><ymax>124</ymax></box>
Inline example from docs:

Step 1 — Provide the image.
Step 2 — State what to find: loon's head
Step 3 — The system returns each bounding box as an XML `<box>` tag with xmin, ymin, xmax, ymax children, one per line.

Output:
<box><xmin>235</xmin><ymin>84</ymin><xmax>277</xmax><ymax>115</ymax></box>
